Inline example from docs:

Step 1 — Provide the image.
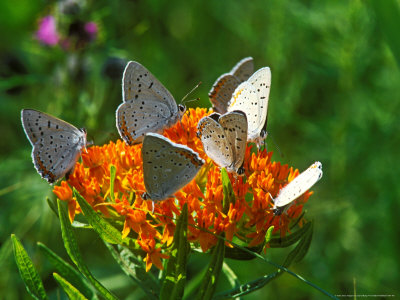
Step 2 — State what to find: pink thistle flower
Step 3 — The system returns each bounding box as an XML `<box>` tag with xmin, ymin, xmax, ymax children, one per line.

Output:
<box><xmin>36</xmin><ymin>16</ymin><xmax>59</xmax><ymax>46</ymax></box>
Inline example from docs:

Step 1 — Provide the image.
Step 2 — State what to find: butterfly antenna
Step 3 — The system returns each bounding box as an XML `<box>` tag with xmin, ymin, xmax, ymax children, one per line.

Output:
<box><xmin>181</xmin><ymin>81</ymin><xmax>202</xmax><ymax>106</ymax></box>
<box><xmin>268</xmin><ymin>132</ymin><xmax>283</xmax><ymax>158</ymax></box>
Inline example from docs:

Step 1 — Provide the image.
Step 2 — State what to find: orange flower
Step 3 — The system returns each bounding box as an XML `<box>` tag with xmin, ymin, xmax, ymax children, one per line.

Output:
<box><xmin>53</xmin><ymin>107</ymin><xmax>316</xmax><ymax>271</ymax></box>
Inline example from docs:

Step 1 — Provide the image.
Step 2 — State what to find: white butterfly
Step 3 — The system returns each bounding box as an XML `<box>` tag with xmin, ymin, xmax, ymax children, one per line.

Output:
<box><xmin>228</xmin><ymin>67</ymin><xmax>271</xmax><ymax>146</ymax></box>
<box><xmin>116</xmin><ymin>61</ymin><xmax>185</xmax><ymax>145</ymax></box>
<box><xmin>272</xmin><ymin>161</ymin><xmax>323</xmax><ymax>215</ymax></box>
<box><xmin>141</xmin><ymin>133</ymin><xmax>204</xmax><ymax>202</ymax></box>
<box><xmin>21</xmin><ymin>109</ymin><xmax>87</xmax><ymax>184</ymax></box>
<box><xmin>209</xmin><ymin>57</ymin><xmax>254</xmax><ymax>114</ymax></box>
<box><xmin>197</xmin><ymin>110</ymin><xmax>248</xmax><ymax>174</ymax></box>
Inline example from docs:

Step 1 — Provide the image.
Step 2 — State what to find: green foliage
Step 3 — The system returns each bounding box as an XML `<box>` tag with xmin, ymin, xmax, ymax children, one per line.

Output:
<box><xmin>53</xmin><ymin>273</ymin><xmax>89</xmax><ymax>300</ymax></box>
<box><xmin>37</xmin><ymin>242</ymin><xmax>97</xmax><ymax>300</ymax></box>
<box><xmin>73</xmin><ymin>188</ymin><xmax>123</xmax><ymax>245</ymax></box>
<box><xmin>57</xmin><ymin>200</ymin><xmax>118</xmax><ymax>300</ymax></box>
<box><xmin>2</xmin><ymin>0</ymin><xmax>400</xmax><ymax>298</ymax></box>
<box><xmin>195</xmin><ymin>238</ymin><xmax>225</xmax><ymax>300</ymax></box>
<box><xmin>160</xmin><ymin>204</ymin><xmax>189</xmax><ymax>300</ymax></box>
<box><xmin>11</xmin><ymin>234</ymin><xmax>47</xmax><ymax>300</ymax></box>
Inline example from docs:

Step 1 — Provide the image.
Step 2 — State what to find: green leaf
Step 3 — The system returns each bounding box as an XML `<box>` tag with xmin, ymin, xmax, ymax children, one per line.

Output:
<box><xmin>104</xmin><ymin>243</ymin><xmax>159</xmax><ymax>300</ymax></box>
<box><xmin>224</xmin><ymin>243</ymin><xmax>263</xmax><ymax>260</ymax></box>
<box><xmin>160</xmin><ymin>203</ymin><xmax>189</xmax><ymax>300</ymax></box>
<box><xmin>53</xmin><ymin>273</ymin><xmax>89</xmax><ymax>300</ymax></box>
<box><xmin>265</xmin><ymin>225</ymin><xmax>274</xmax><ymax>244</ymax></box>
<box><xmin>221</xmin><ymin>168</ymin><xmax>235</xmax><ymax>213</ymax></box>
<box><xmin>73</xmin><ymin>188</ymin><xmax>123</xmax><ymax>244</ymax></box>
<box><xmin>282</xmin><ymin>222</ymin><xmax>314</xmax><ymax>267</ymax></box>
<box><xmin>57</xmin><ymin>199</ymin><xmax>118</xmax><ymax>300</ymax></box>
<box><xmin>37</xmin><ymin>242</ymin><xmax>97</xmax><ymax>300</ymax></box>
<box><xmin>214</xmin><ymin>271</ymin><xmax>280</xmax><ymax>299</ymax></box>
<box><xmin>11</xmin><ymin>234</ymin><xmax>48</xmax><ymax>300</ymax></box>
<box><xmin>195</xmin><ymin>237</ymin><xmax>225</xmax><ymax>300</ymax></box>
<box><xmin>222</xmin><ymin>262</ymin><xmax>240</xmax><ymax>290</ymax></box>
<box><xmin>110</xmin><ymin>165</ymin><xmax>116</xmax><ymax>202</ymax></box>
<box><xmin>214</xmin><ymin>223</ymin><xmax>314</xmax><ymax>299</ymax></box>
<box><xmin>269</xmin><ymin>221</ymin><xmax>312</xmax><ymax>248</ymax></box>
<box><xmin>46</xmin><ymin>197</ymin><xmax>59</xmax><ymax>217</ymax></box>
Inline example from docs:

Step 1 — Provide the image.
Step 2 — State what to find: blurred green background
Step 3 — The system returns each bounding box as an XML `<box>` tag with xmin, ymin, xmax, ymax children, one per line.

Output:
<box><xmin>1</xmin><ymin>0</ymin><xmax>399</xmax><ymax>298</ymax></box>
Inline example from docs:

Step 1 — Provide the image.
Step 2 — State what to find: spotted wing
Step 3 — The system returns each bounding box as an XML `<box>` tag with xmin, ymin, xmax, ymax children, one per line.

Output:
<box><xmin>228</xmin><ymin>67</ymin><xmax>271</xmax><ymax>142</ymax></box>
<box><xmin>142</xmin><ymin>133</ymin><xmax>204</xmax><ymax>201</ymax></box>
<box><xmin>119</xmin><ymin>61</ymin><xmax>180</xmax><ymax>144</ymax></box>
<box><xmin>246</xmin><ymin>67</ymin><xmax>271</xmax><ymax>140</ymax></box>
<box><xmin>123</xmin><ymin>61</ymin><xmax>178</xmax><ymax>112</ymax></box>
<box><xmin>21</xmin><ymin>109</ymin><xmax>86</xmax><ymax>183</ymax></box>
<box><xmin>208</xmin><ymin>74</ymin><xmax>241</xmax><ymax>114</ymax></box>
<box><xmin>197</xmin><ymin>113</ymin><xmax>234</xmax><ymax>170</ymax></box>
<box><xmin>116</xmin><ymin>99</ymin><xmax>174</xmax><ymax>145</ymax></box>
<box><xmin>274</xmin><ymin>162</ymin><xmax>323</xmax><ymax>208</ymax></box>
<box><xmin>218</xmin><ymin>111</ymin><xmax>247</xmax><ymax>172</ymax></box>
<box><xmin>230</xmin><ymin>57</ymin><xmax>254</xmax><ymax>82</ymax></box>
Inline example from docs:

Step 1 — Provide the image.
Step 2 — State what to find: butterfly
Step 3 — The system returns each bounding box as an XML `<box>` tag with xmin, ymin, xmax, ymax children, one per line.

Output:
<box><xmin>21</xmin><ymin>109</ymin><xmax>87</xmax><ymax>184</ymax></box>
<box><xmin>141</xmin><ymin>133</ymin><xmax>204</xmax><ymax>202</ymax></box>
<box><xmin>197</xmin><ymin>110</ymin><xmax>248</xmax><ymax>174</ymax></box>
<box><xmin>272</xmin><ymin>161</ymin><xmax>323</xmax><ymax>215</ymax></box>
<box><xmin>209</xmin><ymin>57</ymin><xmax>254</xmax><ymax>114</ymax></box>
<box><xmin>116</xmin><ymin>61</ymin><xmax>186</xmax><ymax>145</ymax></box>
<box><xmin>227</xmin><ymin>67</ymin><xmax>271</xmax><ymax>146</ymax></box>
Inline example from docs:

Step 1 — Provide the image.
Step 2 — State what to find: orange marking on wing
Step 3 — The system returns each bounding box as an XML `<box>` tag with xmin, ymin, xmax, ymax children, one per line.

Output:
<box><xmin>120</xmin><ymin>116</ymin><xmax>134</xmax><ymax>145</ymax></box>
<box><xmin>177</xmin><ymin>150</ymin><xmax>203</xmax><ymax>167</ymax></box>
<box><xmin>209</xmin><ymin>77</ymin><xmax>229</xmax><ymax>98</ymax></box>
<box><xmin>35</xmin><ymin>154</ymin><xmax>56</xmax><ymax>182</ymax></box>
<box><xmin>230</xmin><ymin>87</ymin><xmax>245</xmax><ymax>107</ymax></box>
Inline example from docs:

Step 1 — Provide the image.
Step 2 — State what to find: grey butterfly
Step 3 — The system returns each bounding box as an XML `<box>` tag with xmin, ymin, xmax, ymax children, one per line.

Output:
<box><xmin>209</xmin><ymin>57</ymin><xmax>254</xmax><ymax>114</ymax></box>
<box><xmin>197</xmin><ymin>110</ymin><xmax>248</xmax><ymax>174</ymax></box>
<box><xmin>21</xmin><ymin>109</ymin><xmax>87</xmax><ymax>184</ymax></box>
<box><xmin>141</xmin><ymin>133</ymin><xmax>204</xmax><ymax>202</ymax></box>
<box><xmin>273</xmin><ymin>161</ymin><xmax>323</xmax><ymax>215</ymax></box>
<box><xmin>228</xmin><ymin>67</ymin><xmax>271</xmax><ymax>146</ymax></box>
<box><xmin>116</xmin><ymin>61</ymin><xmax>186</xmax><ymax>145</ymax></box>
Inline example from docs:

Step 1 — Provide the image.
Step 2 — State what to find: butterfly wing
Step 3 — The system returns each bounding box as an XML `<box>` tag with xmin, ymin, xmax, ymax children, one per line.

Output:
<box><xmin>230</xmin><ymin>57</ymin><xmax>254</xmax><ymax>82</ymax></box>
<box><xmin>208</xmin><ymin>74</ymin><xmax>241</xmax><ymax>114</ymax></box>
<box><xmin>21</xmin><ymin>109</ymin><xmax>86</xmax><ymax>183</ymax></box>
<box><xmin>218</xmin><ymin>111</ymin><xmax>248</xmax><ymax>172</ymax></box>
<box><xmin>246</xmin><ymin>67</ymin><xmax>271</xmax><ymax>142</ymax></box>
<box><xmin>118</xmin><ymin>61</ymin><xmax>181</xmax><ymax>144</ymax></box>
<box><xmin>197</xmin><ymin>113</ymin><xmax>234</xmax><ymax>170</ymax></box>
<box><xmin>116</xmin><ymin>100</ymin><xmax>174</xmax><ymax>145</ymax></box>
<box><xmin>228</xmin><ymin>67</ymin><xmax>271</xmax><ymax>144</ymax></box>
<box><xmin>142</xmin><ymin>133</ymin><xmax>204</xmax><ymax>201</ymax></box>
<box><xmin>274</xmin><ymin>162</ymin><xmax>323</xmax><ymax>209</ymax></box>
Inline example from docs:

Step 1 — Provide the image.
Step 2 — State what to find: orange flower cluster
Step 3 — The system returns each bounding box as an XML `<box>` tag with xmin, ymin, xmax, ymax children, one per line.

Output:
<box><xmin>53</xmin><ymin>108</ymin><xmax>312</xmax><ymax>271</ymax></box>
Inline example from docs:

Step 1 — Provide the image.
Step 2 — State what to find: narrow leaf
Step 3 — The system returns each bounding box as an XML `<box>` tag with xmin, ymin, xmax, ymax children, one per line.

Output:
<box><xmin>214</xmin><ymin>272</ymin><xmax>280</xmax><ymax>299</ymax></box>
<box><xmin>221</xmin><ymin>168</ymin><xmax>235</xmax><ymax>213</ymax></box>
<box><xmin>269</xmin><ymin>221</ymin><xmax>312</xmax><ymax>248</ymax></box>
<box><xmin>110</xmin><ymin>165</ymin><xmax>116</xmax><ymax>202</ymax></box>
<box><xmin>265</xmin><ymin>225</ymin><xmax>274</xmax><ymax>243</ymax></box>
<box><xmin>104</xmin><ymin>243</ymin><xmax>159</xmax><ymax>300</ymax></box>
<box><xmin>160</xmin><ymin>203</ymin><xmax>189</xmax><ymax>300</ymax></box>
<box><xmin>282</xmin><ymin>222</ymin><xmax>314</xmax><ymax>267</ymax></box>
<box><xmin>57</xmin><ymin>199</ymin><xmax>118</xmax><ymax>300</ymax></box>
<box><xmin>195</xmin><ymin>238</ymin><xmax>225</xmax><ymax>300</ymax></box>
<box><xmin>224</xmin><ymin>243</ymin><xmax>263</xmax><ymax>260</ymax></box>
<box><xmin>53</xmin><ymin>273</ymin><xmax>88</xmax><ymax>300</ymax></box>
<box><xmin>37</xmin><ymin>242</ymin><xmax>97</xmax><ymax>300</ymax></box>
<box><xmin>222</xmin><ymin>262</ymin><xmax>240</xmax><ymax>289</ymax></box>
<box><xmin>46</xmin><ymin>197</ymin><xmax>59</xmax><ymax>217</ymax></box>
<box><xmin>11</xmin><ymin>234</ymin><xmax>48</xmax><ymax>300</ymax></box>
<box><xmin>73</xmin><ymin>188</ymin><xmax>123</xmax><ymax>244</ymax></box>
